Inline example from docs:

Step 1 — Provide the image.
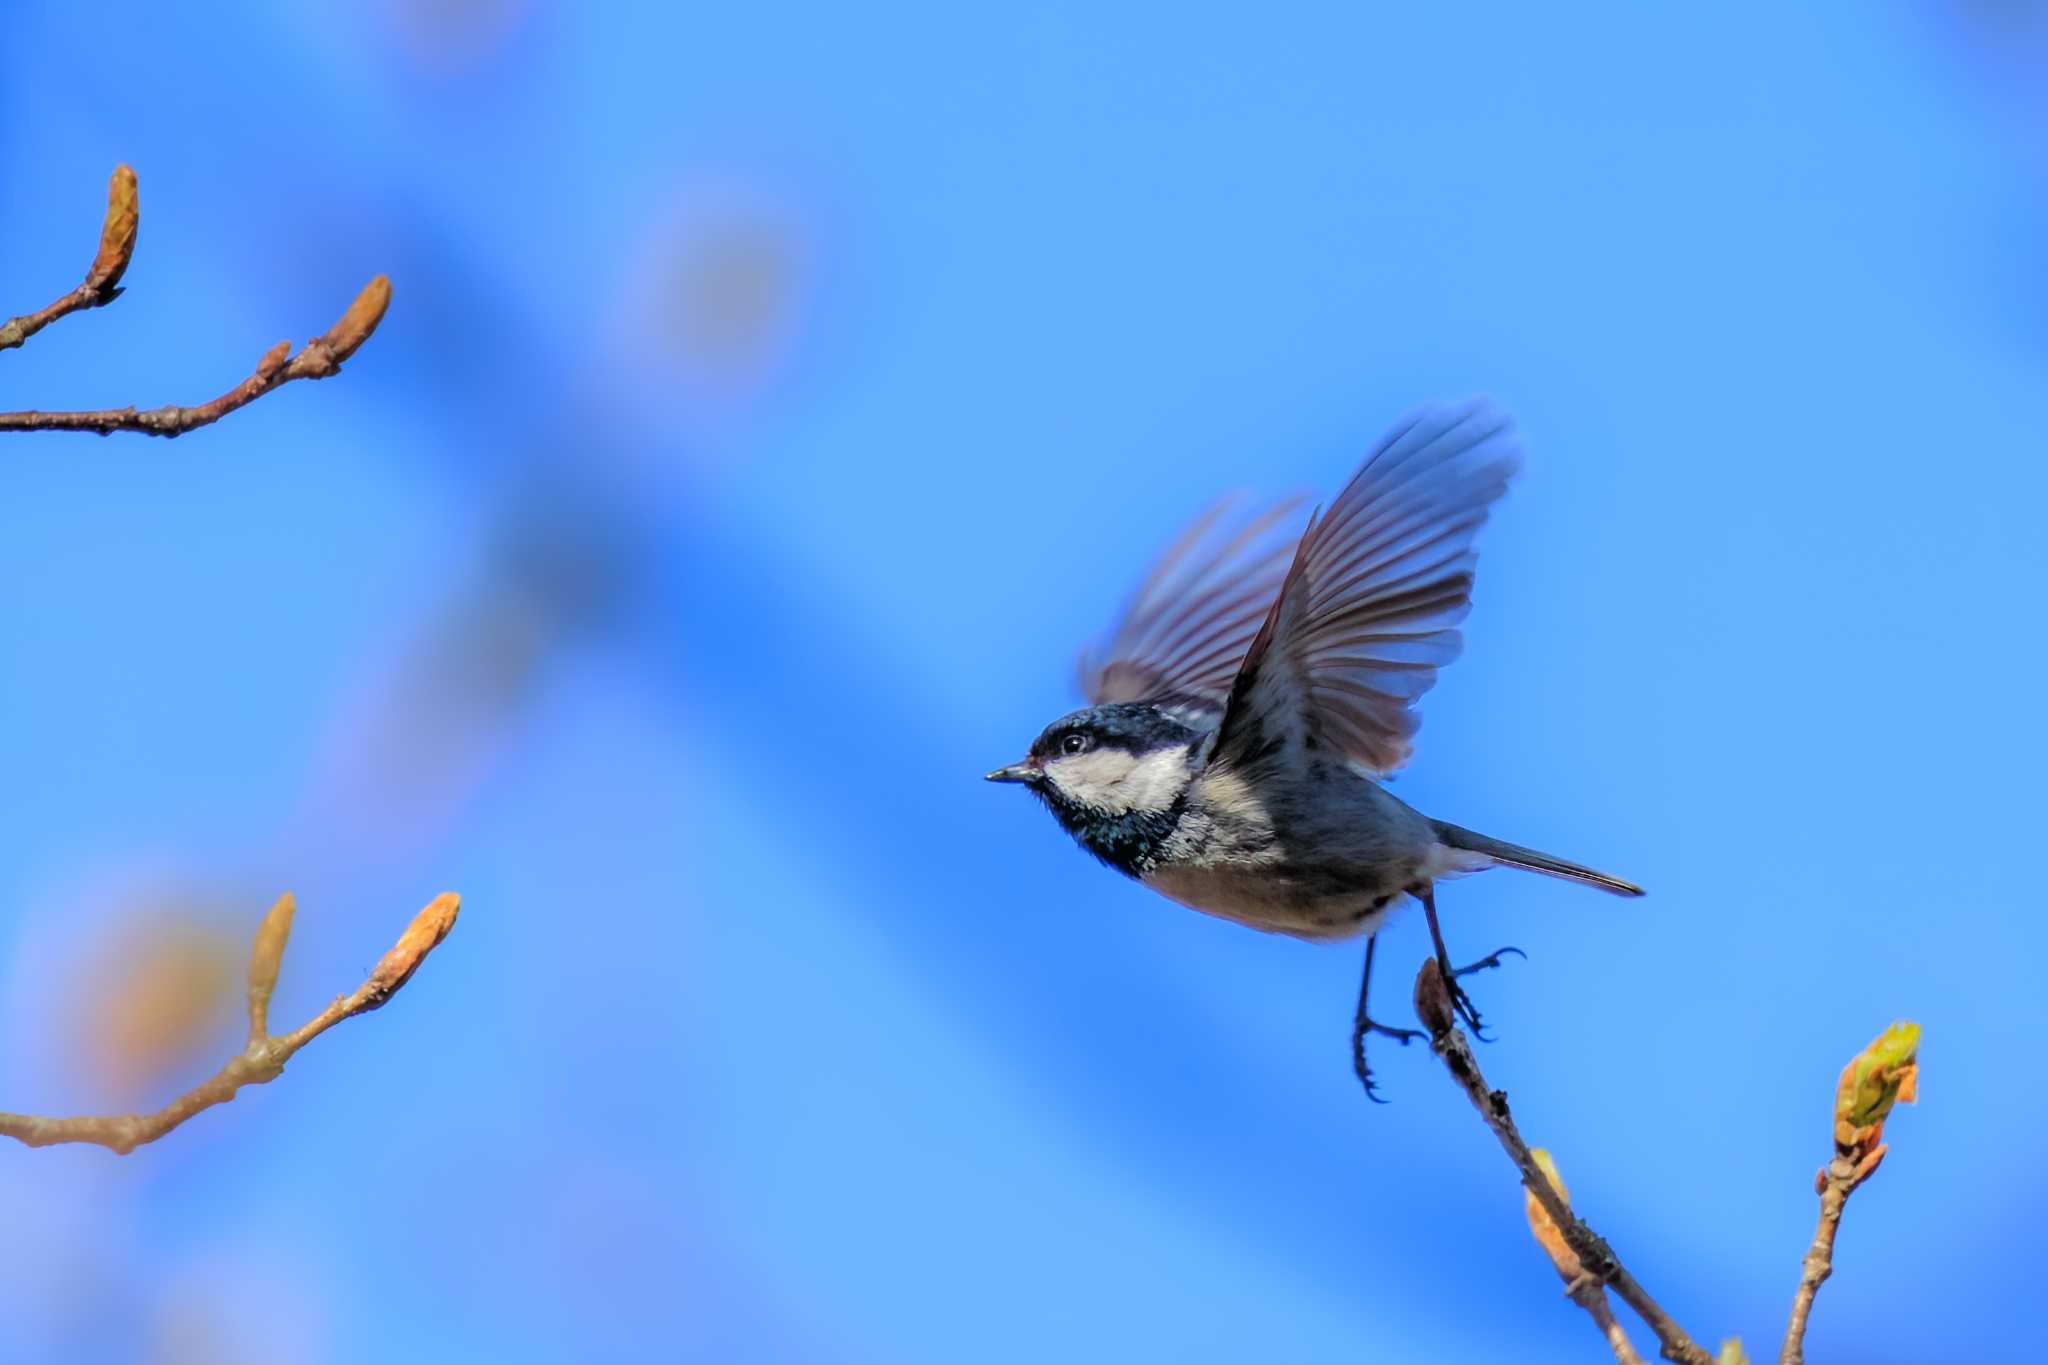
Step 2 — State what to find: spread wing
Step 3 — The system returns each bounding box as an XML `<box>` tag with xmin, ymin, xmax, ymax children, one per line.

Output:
<box><xmin>1207</xmin><ymin>399</ymin><xmax>1523</xmax><ymax>777</ymax></box>
<box><xmin>1078</xmin><ymin>492</ymin><xmax>1308</xmax><ymax>712</ymax></box>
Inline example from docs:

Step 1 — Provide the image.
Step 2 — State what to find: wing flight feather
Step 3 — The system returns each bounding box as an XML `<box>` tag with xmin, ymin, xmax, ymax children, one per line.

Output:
<box><xmin>1208</xmin><ymin>399</ymin><xmax>1523</xmax><ymax>775</ymax></box>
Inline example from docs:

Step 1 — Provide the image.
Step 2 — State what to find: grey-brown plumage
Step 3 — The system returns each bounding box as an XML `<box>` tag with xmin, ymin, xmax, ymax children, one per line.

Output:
<box><xmin>986</xmin><ymin>398</ymin><xmax>1641</xmax><ymax>1096</ymax></box>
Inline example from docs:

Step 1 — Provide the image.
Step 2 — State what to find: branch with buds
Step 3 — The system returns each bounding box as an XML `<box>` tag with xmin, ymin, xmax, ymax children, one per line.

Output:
<box><xmin>1523</xmin><ymin>1147</ymin><xmax>1650</xmax><ymax>1365</ymax></box>
<box><xmin>1412</xmin><ymin>959</ymin><xmax>1918</xmax><ymax>1364</ymax></box>
<box><xmin>1413</xmin><ymin>960</ymin><xmax>1714</xmax><ymax>1364</ymax></box>
<box><xmin>1778</xmin><ymin>1022</ymin><xmax>1918</xmax><ymax>1364</ymax></box>
<box><xmin>0</xmin><ymin>166</ymin><xmax>450</xmax><ymax>1156</ymax></box>
<box><xmin>0</xmin><ymin>892</ymin><xmax>459</xmax><ymax>1155</ymax></box>
<box><xmin>0</xmin><ymin>165</ymin><xmax>390</xmax><ymax>437</ymax></box>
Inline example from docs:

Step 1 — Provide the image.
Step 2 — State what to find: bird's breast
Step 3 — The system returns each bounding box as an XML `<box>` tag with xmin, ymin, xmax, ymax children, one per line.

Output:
<box><xmin>1135</xmin><ymin>765</ymin><xmax>1431</xmax><ymax>941</ymax></box>
<box><xmin>1141</xmin><ymin>862</ymin><xmax>1403</xmax><ymax>941</ymax></box>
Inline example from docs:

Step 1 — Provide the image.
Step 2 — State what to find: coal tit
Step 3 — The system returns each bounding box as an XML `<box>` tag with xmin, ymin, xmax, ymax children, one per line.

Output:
<box><xmin>986</xmin><ymin>399</ymin><xmax>1642</xmax><ymax>1099</ymax></box>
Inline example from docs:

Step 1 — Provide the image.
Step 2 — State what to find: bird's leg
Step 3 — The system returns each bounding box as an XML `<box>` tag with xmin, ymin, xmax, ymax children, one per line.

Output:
<box><xmin>1351</xmin><ymin>931</ymin><xmax>1424</xmax><ymax>1103</ymax></box>
<box><xmin>1416</xmin><ymin>883</ymin><xmax>1495</xmax><ymax>1040</ymax></box>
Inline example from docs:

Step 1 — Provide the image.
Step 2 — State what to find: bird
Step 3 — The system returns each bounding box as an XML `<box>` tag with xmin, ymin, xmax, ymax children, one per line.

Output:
<box><xmin>984</xmin><ymin>398</ymin><xmax>1642</xmax><ymax>1099</ymax></box>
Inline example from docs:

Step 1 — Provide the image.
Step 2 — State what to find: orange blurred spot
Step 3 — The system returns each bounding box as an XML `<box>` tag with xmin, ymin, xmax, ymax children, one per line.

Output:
<box><xmin>69</xmin><ymin>907</ymin><xmax>238</xmax><ymax>1104</ymax></box>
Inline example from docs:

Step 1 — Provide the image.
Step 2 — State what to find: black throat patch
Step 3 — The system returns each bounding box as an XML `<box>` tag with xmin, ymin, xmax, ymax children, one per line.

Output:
<box><xmin>1035</xmin><ymin>785</ymin><xmax>1186</xmax><ymax>879</ymax></box>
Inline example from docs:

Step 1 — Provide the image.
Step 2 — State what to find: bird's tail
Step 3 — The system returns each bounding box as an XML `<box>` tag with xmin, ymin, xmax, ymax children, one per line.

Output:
<box><xmin>1430</xmin><ymin>820</ymin><xmax>1644</xmax><ymax>897</ymax></box>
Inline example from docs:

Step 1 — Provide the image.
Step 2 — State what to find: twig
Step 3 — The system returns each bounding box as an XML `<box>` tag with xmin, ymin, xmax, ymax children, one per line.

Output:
<box><xmin>0</xmin><ymin>164</ymin><xmax>391</xmax><ymax>438</ymax></box>
<box><xmin>0</xmin><ymin>890</ymin><xmax>458</xmax><ymax>1155</ymax></box>
<box><xmin>0</xmin><ymin>169</ymin><xmax>433</xmax><ymax>1156</ymax></box>
<box><xmin>0</xmin><ymin>277</ymin><xmax>390</xmax><ymax>437</ymax></box>
<box><xmin>1523</xmin><ymin>1147</ymin><xmax>1647</xmax><ymax>1364</ymax></box>
<box><xmin>1412</xmin><ymin>959</ymin><xmax>1712</xmax><ymax>1365</ymax></box>
<box><xmin>0</xmin><ymin>166</ymin><xmax>138</xmax><ymax>353</ymax></box>
<box><xmin>1581</xmin><ymin>1289</ymin><xmax>1650</xmax><ymax>1365</ymax></box>
<box><xmin>1778</xmin><ymin>1023</ymin><xmax>1918</xmax><ymax>1365</ymax></box>
<box><xmin>1779</xmin><ymin>1164</ymin><xmax>1868</xmax><ymax>1365</ymax></box>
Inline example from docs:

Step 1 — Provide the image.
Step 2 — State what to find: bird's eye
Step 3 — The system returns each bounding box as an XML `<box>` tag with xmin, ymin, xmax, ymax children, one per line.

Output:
<box><xmin>1061</xmin><ymin>732</ymin><xmax>1091</xmax><ymax>756</ymax></box>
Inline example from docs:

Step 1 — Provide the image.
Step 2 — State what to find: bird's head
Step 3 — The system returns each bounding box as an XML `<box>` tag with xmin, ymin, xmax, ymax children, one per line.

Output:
<box><xmin>985</xmin><ymin>702</ymin><xmax>1201</xmax><ymax>821</ymax></box>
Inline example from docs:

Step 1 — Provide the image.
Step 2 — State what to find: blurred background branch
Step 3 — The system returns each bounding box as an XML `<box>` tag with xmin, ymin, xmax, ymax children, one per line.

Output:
<box><xmin>0</xmin><ymin>166</ymin><xmax>391</xmax><ymax>438</ymax></box>
<box><xmin>0</xmin><ymin>891</ymin><xmax>458</xmax><ymax>1155</ymax></box>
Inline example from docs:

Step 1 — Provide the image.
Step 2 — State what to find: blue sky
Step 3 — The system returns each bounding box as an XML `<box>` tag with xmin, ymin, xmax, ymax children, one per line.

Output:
<box><xmin>2</xmin><ymin>3</ymin><xmax>2044</xmax><ymax>1361</ymax></box>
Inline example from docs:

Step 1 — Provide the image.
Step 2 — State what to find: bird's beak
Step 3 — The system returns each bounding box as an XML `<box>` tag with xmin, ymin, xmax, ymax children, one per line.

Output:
<box><xmin>984</xmin><ymin>761</ymin><xmax>1039</xmax><ymax>785</ymax></box>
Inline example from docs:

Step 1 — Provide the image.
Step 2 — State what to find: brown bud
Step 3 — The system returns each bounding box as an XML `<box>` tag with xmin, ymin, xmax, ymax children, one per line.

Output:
<box><xmin>319</xmin><ymin>276</ymin><xmax>392</xmax><ymax>364</ymax></box>
<box><xmin>1413</xmin><ymin>957</ymin><xmax>1454</xmax><ymax>1036</ymax></box>
<box><xmin>255</xmin><ymin>340</ymin><xmax>292</xmax><ymax>380</ymax></box>
<box><xmin>246</xmin><ymin>891</ymin><xmax>297</xmax><ymax>1039</ymax></box>
<box><xmin>349</xmin><ymin>892</ymin><xmax>459</xmax><ymax>1014</ymax></box>
<box><xmin>1524</xmin><ymin>1148</ymin><xmax>1582</xmax><ymax>1282</ymax></box>
<box><xmin>87</xmin><ymin>165</ymin><xmax>139</xmax><ymax>296</ymax></box>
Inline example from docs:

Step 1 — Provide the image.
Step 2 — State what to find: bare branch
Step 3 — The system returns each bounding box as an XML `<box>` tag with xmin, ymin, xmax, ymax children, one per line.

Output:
<box><xmin>0</xmin><ymin>164</ymin><xmax>390</xmax><ymax>437</ymax></box>
<box><xmin>1581</xmin><ymin>1291</ymin><xmax>1651</xmax><ymax>1365</ymax></box>
<box><xmin>1522</xmin><ymin>1147</ymin><xmax>1647</xmax><ymax>1364</ymax></box>
<box><xmin>0</xmin><ymin>891</ymin><xmax>459</xmax><ymax>1155</ymax></box>
<box><xmin>0</xmin><ymin>168</ymin><xmax>435</xmax><ymax>1156</ymax></box>
<box><xmin>0</xmin><ymin>275</ymin><xmax>391</xmax><ymax>438</ymax></box>
<box><xmin>1778</xmin><ymin>1022</ymin><xmax>1918</xmax><ymax>1365</ymax></box>
<box><xmin>1412</xmin><ymin>959</ymin><xmax>1712</xmax><ymax>1365</ymax></box>
<box><xmin>0</xmin><ymin>166</ymin><xmax>139</xmax><ymax>353</ymax></box>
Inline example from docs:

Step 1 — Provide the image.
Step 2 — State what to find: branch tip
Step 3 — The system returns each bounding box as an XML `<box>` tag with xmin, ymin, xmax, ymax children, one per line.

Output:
<box><xmin>88</xmin><ymin>165</ymin><xmax>141</xmax><ymax>296</ymax></box>
<box><xmin>2</xmin><ymin>166</ymin><xmax>392</xmax><ymax>433</ymax></box>
<box><xmin>320</xmin><ymin>275</ymin><xmax>391</xmax><ymax>366</ymax></box>
<box><xmin>1</xmin><ymin>889</ymin><xmax>458</xmax><ymax>1154</ymax></box>
<box><xmin>1781</xmin><ymin>1022</ymin><xmax>1922</xmax><ymax>1364</ymax></box>
<box><xmin>246</xmin><ymin>890</ymin><xmax>297</xmax><ymax>1039</ymax></box>
<box><xmin>350</xmin><ymin>891</ymin><xmax>459</xmax><ymax>1014</ymax></box>
<box><xmin>1834</xmin><ymin>1020</ymin><xmax>1918</xmax><ymax>1155</ymax></box>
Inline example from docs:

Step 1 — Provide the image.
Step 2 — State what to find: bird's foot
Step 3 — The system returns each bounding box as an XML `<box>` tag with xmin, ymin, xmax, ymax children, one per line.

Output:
<box><xmin>1450</xmin><ymin>944</ymin><xmax>1525</xmax><ymax>979</ymax></box>
<box><xmin>1440</xmin><ymin>945</ymin><xmax>1524</xmax><ymax>1041</ymax></box>
<box><xmin>1447</xmin><ymin>974</ymin><xmax>1490</xmax><ymax>1039</ymax></box>
<box><xmin>1352</xmin><ymin>1050</ymin><xmax>1386</xmax><ymax>1103</ymax></box>
<box><xmin>1351</xmin><ymin>1016</ymin><xmax>1425</xmax><ymax>1103</ymax></box>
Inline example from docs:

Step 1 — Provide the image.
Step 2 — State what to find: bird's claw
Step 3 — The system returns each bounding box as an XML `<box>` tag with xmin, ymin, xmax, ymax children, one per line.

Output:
<box><xmin>1450</xmin><ymin>944</ymin><xmax>1526</xmax><ymax>979</ymax></box>
<box><xmin>1352</xmin><ymin>1016</ymin><xmax>1424</xmax><ymax>1103</ymax></box>
<box><xmin>1450</xmin><ymin>980</ymin><xmax>1492</xmax><ymax>1039</ymax></box>
<box><xmin>1438</xmin><ymin>944</ymin><xmax>1524</xmax><ymax>1040</ymax></box>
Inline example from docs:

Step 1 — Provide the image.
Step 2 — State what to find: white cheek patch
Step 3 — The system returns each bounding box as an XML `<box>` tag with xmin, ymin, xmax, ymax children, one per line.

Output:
<box><xmin>1118</xmin><ymin>747</ymin><xmax>1191</xmax><ymax>811</ymax></box>
<box><xmin>1046</xmin><ymin>746</ymin><xmax>1187</xmax><ymax>813</ymax></box>
<box><xmin>1045</xmin><ymin>749</ymin><xmax>1135</xmax><ymax>806</ymax></box>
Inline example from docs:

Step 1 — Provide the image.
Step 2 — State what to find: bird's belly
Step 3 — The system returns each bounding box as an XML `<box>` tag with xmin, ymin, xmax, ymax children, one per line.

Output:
<box><xmin>1141</xmin><ymin>863</ymin><xmax>1404</xmax><ymax>942</ymax></box>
